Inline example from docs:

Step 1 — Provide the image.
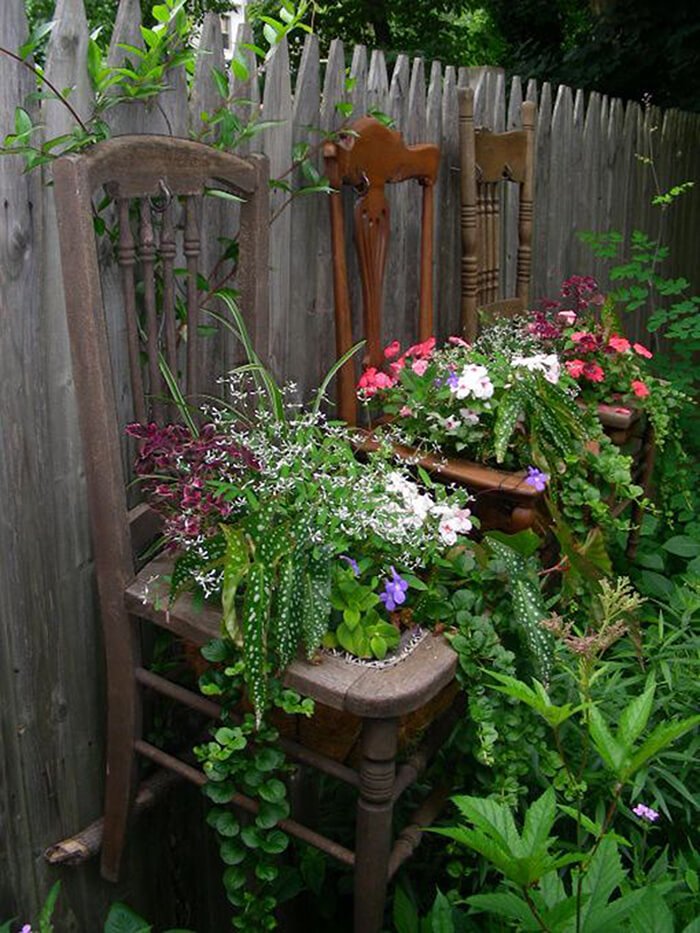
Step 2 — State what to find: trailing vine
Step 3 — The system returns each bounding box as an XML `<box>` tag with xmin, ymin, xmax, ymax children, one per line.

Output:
<box><xmin>195</xmin><ymin>638</ymin><xmax>314</xmax><ymax>931</ymax></box>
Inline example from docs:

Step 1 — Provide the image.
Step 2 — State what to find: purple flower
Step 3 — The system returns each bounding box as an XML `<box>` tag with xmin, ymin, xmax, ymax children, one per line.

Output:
<box><xmin>340</xmin><ymin>555</ymin><xmax>360</xmax><ymax>577</ymax></box>
<box><xmin>446</xmin><ymin>371</ymin><xmax>460</xmax><ymax>390</ymax></box>
<box><xmin>632</xmin><ymin>803</ymin><xmax>660</xmax><ymax>823</ymax></box>
<box><xmin>379</xmin><ymin>566</ymin><xmax>409</xmax><ymax>612</ymax></box>
<box><xmin>524</xmin><ymin>466</ymin><xmax>549</xmax><ymax>492</ymax></box>
<box><xmin>21</xmin><ymin>926</ymin><xmax>32</xmax><ymax>933</ymax></box>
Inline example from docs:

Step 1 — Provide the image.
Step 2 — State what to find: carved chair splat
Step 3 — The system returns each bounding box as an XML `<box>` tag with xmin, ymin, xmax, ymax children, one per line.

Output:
<box><xmin>323</xmin><ymin>116</ymin><xmax>440</xmax><ymax>425</ymax></box>
<box><xmin>52</xmin><ymin>134</ymin><xmax>460</xmax><ymax>933</ymax></box>
<box><xmin>458</xmin><ymin>85</ymin><xmax>536</xmax><ymax>341</ymax></box>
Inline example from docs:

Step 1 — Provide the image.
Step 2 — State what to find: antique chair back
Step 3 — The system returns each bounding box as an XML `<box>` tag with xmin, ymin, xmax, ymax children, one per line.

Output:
<box><xmin>53</xmin><ymin>136</ymin><xmax>269</xmax><ymax>581</ymax></box>
<box><xmin>458</xmin><ymin>86</ymin><xmax>536</xmax><ymax>341</ymax></box>
<box><xmin>323</xmin><ymin>117</ymin><xmax>440</xmax><ymax>424</ymax></box>
<box><xmin>52</xmin><ymin>135</ymin><xmax>269</xmax><ymax>880</ymax></box>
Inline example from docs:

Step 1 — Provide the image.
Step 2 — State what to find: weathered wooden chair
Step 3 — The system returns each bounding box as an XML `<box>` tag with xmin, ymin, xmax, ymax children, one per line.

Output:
<box><xmin>324</xmin><ymin>116</ymin><xmax>544</xmax><ymax>533</ymax></box>
<box><xmin>458</xmin><ymin>85</ymin><xmax>536</xmax><ymax>341</ymax></box>
<box><xmin>51</xmin><ymin>135</ymin><xmax>459</xmax><ymax>933</ymax></box>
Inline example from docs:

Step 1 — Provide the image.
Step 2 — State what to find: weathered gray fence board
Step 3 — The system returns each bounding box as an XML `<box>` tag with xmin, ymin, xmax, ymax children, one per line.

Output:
<box><xmin>504</xmin><ymin>76</ymin><xmax>523</xmax><ymax>299</ymax></box>
<box><xmin>315</xmin><ymin>38</ymin><xmax>346</xmax><ymax>383</ymax></box>
<box><xmin>288</xmin><ymin>32</ymin><xmax>321</xmax><ymax>396</ymax></box>
<box><xmin>261</xmin><ymin>38</ymin><xmax>292</xmax><ymax>377</ymax></box>
<box><xmin>438</xmin><ymin>65</ymin><xmax>459</xmax><ymax>340</ymax></box>
<box><xmin>107</xmin><ymin>0</ymin><xmax>146</xmax><ymax>135</ymax></box>
<box><xmin>367</xmin><ymin>49</ymin><xmax>389</xmax><ymax>115</ymax></box>
<box><xmin>191</xmin><ymin>12</ymin><xmax>230</xmax><ymax>389</ymax></box>
<box><xmin>531</xmin><ymin>81</ymin><xmax>551</xmax><ymax>295</ymax></box>
<box><xmin>349</xmin><ymin>44</ymin><xmax>368</xmax><ymax>118</ymax></box>
<box><xmin>426</xmin><ymin>60</ymin><xmax>442</xmax><ymax>317</ymax></box>
<box><xmin>230</xmin><ymin>23</ymin><xmax>260</xmax><ymax>156</ymax></box>
<box><xmin>385</xmin><ymin>55</ymin><xmax>411</xmax><ymax>350</ymax></box>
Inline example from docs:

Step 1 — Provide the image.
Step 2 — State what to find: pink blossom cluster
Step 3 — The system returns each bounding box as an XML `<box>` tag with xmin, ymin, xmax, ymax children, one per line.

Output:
<box><xmin>357</xmin><ymin>337</ymin><xmax>437</xmax><ymax>398</ymax></box>
<box><xmin>126</xmin><ymin>422</ymin><xmax>259</xmax><ymax>541</ymax></box>
<box><xmin>564</xmin><ymin>332</ymin><xmax>653</xmax><ymax>395</ymax></box>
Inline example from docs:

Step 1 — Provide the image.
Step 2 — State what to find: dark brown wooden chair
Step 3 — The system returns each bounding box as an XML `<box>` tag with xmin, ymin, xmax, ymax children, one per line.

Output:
<box><xmin>458</xmin><ymin>85</ymin><xmax>536</xmax><ymax>342</ymax></box>
<box><xmin>51</xmin><ymin>135</ymin><xmax>459</xmax><ymax>933</ymax></box>
<box><xmin>324</xmin><ymin>117</ymin><xmax>545</xmax><ymax>533</ymax></box>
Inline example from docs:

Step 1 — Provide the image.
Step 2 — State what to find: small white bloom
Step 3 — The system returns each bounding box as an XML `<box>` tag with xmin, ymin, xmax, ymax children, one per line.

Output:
<box><xmin>459</xmin><ymin>408</ymin><xmax>480</xmax><ymax>426</ymax></box>
<box><xmin>452</xmin><ymin>364</ymin><xmax>494</xmax><ymax>400</ymax></box>
<box><xmin>512</xmin><ymin>353</ymin><xmax>561</xmax><ymax>384</ymax></box>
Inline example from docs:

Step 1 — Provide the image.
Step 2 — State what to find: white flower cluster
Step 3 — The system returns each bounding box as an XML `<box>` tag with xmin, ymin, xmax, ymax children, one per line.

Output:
<box><xmin>450</xmin><ymin>364</ymin><xmax>495</xmax><ymax>400</ymax></box>
<box><xmin>383</xmin><ymin>471</ymin><xmax>473</xmax><ymax>547</ymax></box>
<box><xmin>511</xmin><ymin>353</ymin><xmax>561</xmax><ymax>384</ymax></box>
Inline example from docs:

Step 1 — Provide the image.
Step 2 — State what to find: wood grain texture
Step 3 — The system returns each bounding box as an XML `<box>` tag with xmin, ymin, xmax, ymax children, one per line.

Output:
<box><xmin>288</xmin><ymin>33</ymin><xmax>321</xmax><ymax>397</ymax></box>
<box><xmin>261</xmin><ymin>37</ymin><xmax>292</xmax><ymax>378</ymax></box>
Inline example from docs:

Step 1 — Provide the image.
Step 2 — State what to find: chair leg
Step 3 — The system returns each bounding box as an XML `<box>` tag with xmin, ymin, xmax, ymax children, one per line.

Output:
<box><xmin>100</xmin><ymin>611</ymin><xmax>142</xmax><ymax>882</ymax></box>
<box><xmin>627</xmin><ymin>423</ymin><xmax>656</xmax><ymax>560</ymax></box>
<box><xmin>353</xmin><ymin>717</ymin><xmax>399</xmax><ymax>933</ymax></box>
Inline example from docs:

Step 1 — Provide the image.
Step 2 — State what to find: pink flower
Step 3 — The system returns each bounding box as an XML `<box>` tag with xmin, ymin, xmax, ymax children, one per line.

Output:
<box><xmin>412</xmin><ymin>359</ymin><xmax>429</xmax><ymax>376</ymax></box>
<box><xmin>448</xmin><ymin>335</ymin><xmax>469</xmax><ymax>347</ymax></box>
<box><xmin>389</xmin><ymin>357</ymin><xmax>406</xmax><ymax>377</ymax></box>
<box><xmin>565</xmin><ymin>358</ymin><xmax>586</xmax><ymax>378</ymax></box>
<box><xmin>631</xmin><ymin>379</ymin><xmax>650</xmax><ymax>398</ymax></box>
<box><xmin>583</xmin><ymin>363</ymin><xmax>605</xmax><ymax>383</ymax></box>
<box><xmin>557</xmin><ymin>310</ymin><xmax>577</xmax><ymax>325</ymax></box>
<box><xmin>399</xmin><ymin>406</ymin><xmax>413</xmax><ymax>417</ymax></box>
<box><xmin>608</xmin><ymin>334</ymin><xmax>631</xmax><ymax>353</ymax></box>
<box><xmin>571</xmin><ymin>331</ymin><xmax>600</xmax><ymax>353</ymax></box>
<box><xmin>404</xmin><ymin>336</ymin><xmax>436</xmax><ymax>360</ymax></box>
<box><xmin>633</xmin><ymin>342</ymin><xmax>653</xmax><ymax>359</ymax></box>
<box><xmin>384</xmin><ymin>340</ymin><xmax>401</xmax><ymax>359</ymax></box>
<box><xmin>357</xmin><ymin>367</ymin><xmax>394</xmax><ymax>398</ymax></box>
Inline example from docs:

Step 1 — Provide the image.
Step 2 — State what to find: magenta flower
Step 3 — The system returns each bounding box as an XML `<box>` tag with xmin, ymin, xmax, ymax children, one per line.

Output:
<box><xmin>21</xmin><ymin>926</ymin><xmax>32</xmax><ymax>933</ymax></box>
<box><xmin>632</xmin><ymin>803</ymin><xmax>660</xmax><ymax>823</ymax></box>
<box><xmin>379</xmin><ymin>566</ymin><xmax>408</xmax><ymax>612</ymax></box>
<box><xmin>524</xmin><ymin>466</ymin><xmax>549</xmax><ymax>492</ymax></box>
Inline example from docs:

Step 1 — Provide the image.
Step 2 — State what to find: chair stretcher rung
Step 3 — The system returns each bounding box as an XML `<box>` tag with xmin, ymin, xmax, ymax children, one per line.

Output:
<box><xmin>387</xmin><ymin>784</ymin><xmax>452</xmax><ymax>880</ymax></box>
<box><xmin>135</xmin><ymin>667</ymin><xmax>360</xmax><ymax>787</ymax></box>
<box><xmin>134</xmin><ymin>741</ymin><xmax>356</xmax><ymax>867</ymax></box>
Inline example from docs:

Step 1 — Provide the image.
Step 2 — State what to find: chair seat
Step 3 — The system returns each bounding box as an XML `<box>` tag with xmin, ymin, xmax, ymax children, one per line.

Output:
<box><xmin>125</xmin><ymin>554</ymin><xmax>457</xmax><ymax>719</ymax></box>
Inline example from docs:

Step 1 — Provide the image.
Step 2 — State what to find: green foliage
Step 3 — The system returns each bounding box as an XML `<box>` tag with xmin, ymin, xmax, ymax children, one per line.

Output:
<box><xmin>487</xmin><ymin>535</ymin><xmax>554</xmax><ymax>682</ymax></box>
<box><xmin>103</xmin><ymin>901</ymin><xmax>195</xmax><ymax>932</ymax></box>
<box><xmin>251</xmin><ymin>0</ymin><xmax>506</xmax><ymax>67</ymax></box>
<box><xmin>194</xmin><ymin>646</ymin><xmax>309</xmax><ymax>931</ymax></box>
<box><xmin>482</xmin><ymin>0</ymin><xmax>700</xmax><ymax>113</ymax></box>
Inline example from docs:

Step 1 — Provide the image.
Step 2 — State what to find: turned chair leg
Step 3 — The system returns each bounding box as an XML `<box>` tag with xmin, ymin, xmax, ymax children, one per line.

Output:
<box><xmin>100</xmin><ymin>611</ymin><xmax>142</xmax><ymax>882</ymax></box>
<box><xmin>353</xmin><ymin>717</ymin><xmax>399</xmax><ymax>933</ymax></box>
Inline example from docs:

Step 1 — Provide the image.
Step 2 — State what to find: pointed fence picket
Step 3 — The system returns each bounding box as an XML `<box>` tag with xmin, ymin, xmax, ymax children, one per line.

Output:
<box><xmin>2</xmin><ymin>0</ymin><xmax>700</xmax><ymax>925</ymax></box>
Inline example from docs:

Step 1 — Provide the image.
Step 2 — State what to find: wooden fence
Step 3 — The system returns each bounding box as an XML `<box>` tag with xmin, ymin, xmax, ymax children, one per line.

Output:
<box><xmin>1</xmin><ymin>0</ymin><xmax>699</xmax><ymax>927</ymax></box>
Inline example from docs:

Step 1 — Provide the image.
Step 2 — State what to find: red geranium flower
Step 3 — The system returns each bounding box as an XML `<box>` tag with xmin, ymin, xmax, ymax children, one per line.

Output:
<box><xmin>565</xmin><ymin>358</ymin><xmax>586</xmax><ymax>378</ymax></box>
<box><xmin>631</xmin><ymin>379</ymin><xmax>650</xmax><ymax>398</ymax></box>
<box><xmin>583</xmin><ymin>363</ymin><xmax>605</xmax><ymax>383</ymax></box>
<box><xmin>633</xmin><ymin>342</ymin><xmax>653</xmax><ymax>359</ymax></box>
<box><xmin>608</xmin><ymin>334</ymin><xmax>631</xmax><ymax>353</ymax></box>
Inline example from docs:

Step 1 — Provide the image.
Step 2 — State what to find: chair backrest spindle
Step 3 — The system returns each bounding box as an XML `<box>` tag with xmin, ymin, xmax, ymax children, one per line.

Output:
<box><xmin>459</xmin><ymin>86</ymin><xmax>536</xmax><ymax>340</ymax></box>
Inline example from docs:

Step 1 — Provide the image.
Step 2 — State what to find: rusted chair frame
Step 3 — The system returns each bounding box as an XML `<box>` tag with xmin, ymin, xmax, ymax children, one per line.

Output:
<box><xmin>53</xmin><ymin>134</ymin><xmax>460</xmax><ymax>933</ymax></box>
<box><xmin>323</xmin><ymin>116</ymin><xmax>440</xmax><ymax>425</ymax></box>
<box><xmin>458</xmin><ymin>85</ymin><xmax>536</xmax><ymax>342</ymax></box>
